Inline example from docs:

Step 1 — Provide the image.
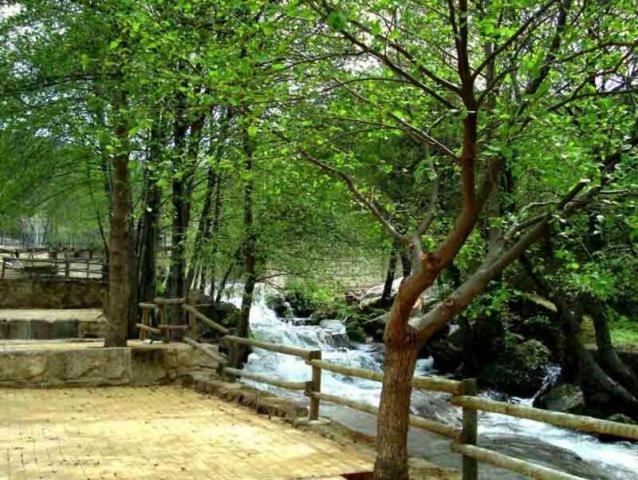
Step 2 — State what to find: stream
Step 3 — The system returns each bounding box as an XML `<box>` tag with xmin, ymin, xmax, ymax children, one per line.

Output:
<box><xmin>225</xmin><ymin>285</ymin><xmax>638</xmax><ymax>479</ymax></box>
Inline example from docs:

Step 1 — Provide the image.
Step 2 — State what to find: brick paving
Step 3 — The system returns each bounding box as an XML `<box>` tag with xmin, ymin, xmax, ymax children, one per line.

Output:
<box><xmin>0</xmin><ymin>386</ymin><xmax>373</xmax><ymax>479</ymax></box>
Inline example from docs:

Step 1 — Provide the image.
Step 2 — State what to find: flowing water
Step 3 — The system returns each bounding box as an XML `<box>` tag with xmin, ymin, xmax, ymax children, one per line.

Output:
<box><xmin>224</xmin><ymin>285</ymin><xmax>638</xmax><ymax>479</ymax></box>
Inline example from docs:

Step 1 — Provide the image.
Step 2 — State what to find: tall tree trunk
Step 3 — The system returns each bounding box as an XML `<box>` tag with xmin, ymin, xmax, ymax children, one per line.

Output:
<box><xmin>232</xmin><ymin>125</ymin><xmax>257</xmax><ymax>368</ymax></box>
<box><xmin>399</xmin><ymin>250</ymin><xmax>412</xmax><ymax>278</ymax></box>
<box><xmin>168</xmin><ymin>107</ymin><xmax>190</xmax><ymax>301</ymax></box>
<box><xmin>187</xmin><ymin>164</ymin><xmax>217</xmax><ymax>291</ymax></box>
<box><xmin>170</xmin><ymin>111</ymin><xmax>206</xmax><ymax>297</ymax></box>
<box><xmin>205</xmin><ymin>177</ymin><xmax>224</xmax><ymax>297</ymax></box>
<box><xmin>215</xmin><ymin>246</ymin><xmax>239</xmax><ymax>305</ymax></box>
<box><xmin>374</xmin><ymin>336</ymin><xmax>419</xmax><ymax>480</ymax></box>
<box><xmin>137</xmin><ymin>135</ymin><xmax>162</xmax><ymax>305</ymax></box>
<box><xmin>105</xmin><ymin>93</ymin><xmax>131</xmax><ymax>347</ymax></box>
<box><xmin>127</xmin><ymin>214</ymin><xmax>138</xmax><ymax>339</ymax></box>
<box><xmin>521</xmin><ymin>257</ymin><xmax>638</xmax><ymax>415</ymax></box>
<box><xmin>591</xmin><ymin>303</ymin><xmax>638</xmax><ymax>396</ymax></box>
<box><xmin>138</xmin><ymin>182</ymin><xmax>160</xmax><ymax>303</ymax></box>
<box><xmin>380</xmin><ymin>244</ymin><xmax>398</xmax><ymax>305</ymax></box>
<box><xmin>563</xmin><ymin>308</ymin><xmax>638</xmax><ymax>415</ymax></box>
<box><xmin>189</xmin><ymin>110</ymin><xmax>232</xmax><ymax>294</ymax></box>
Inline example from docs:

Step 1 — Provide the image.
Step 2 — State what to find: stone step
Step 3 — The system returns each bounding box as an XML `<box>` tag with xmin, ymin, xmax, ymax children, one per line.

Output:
<box><xmin>0</xmin><ymin>340</ymin><xmax>219</xmax><ymax>387</ymax></box>
<box><xmin>0</xmin><ymin>309</ymin><xmax>106</xmax><ymax>340</ymax></box>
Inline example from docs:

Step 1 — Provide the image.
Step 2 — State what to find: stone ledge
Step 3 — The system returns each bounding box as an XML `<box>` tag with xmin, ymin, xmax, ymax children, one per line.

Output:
<box><xmin>0</xmin><ymin>278</ymin><xmax>107</xmax><ymax>308</ymax></box>
<box><xmin>184</xmin><ymin>373</ymin><xmax>309</xmax><ymax>419</ymax></box>
<box><xmin>0</xmin><ymin>341</ymin><xmax>218</xmax><ymax>387</ymax></box>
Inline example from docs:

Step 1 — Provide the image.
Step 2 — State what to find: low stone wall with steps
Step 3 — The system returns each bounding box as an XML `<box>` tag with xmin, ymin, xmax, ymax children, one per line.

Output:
<box><xmin>0</xmin><ymin>317</ymin><xmax>107</xmax><ymax>340</ymax></box>
<box><xmin>0</xmin><ymin>279</ymin><xmax>106</xmax><ymax>308</ymax></box>
<box><xmin>0</xmin><ymin>342</ymin><xmax>218</xmax><ymax>387</ymax></box>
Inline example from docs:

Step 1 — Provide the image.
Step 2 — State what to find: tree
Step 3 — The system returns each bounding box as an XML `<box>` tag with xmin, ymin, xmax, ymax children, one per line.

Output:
<box><xmin>276</xmin><ymin>1</ymin><xmax>637</xmax><ymax>478</ymax></box>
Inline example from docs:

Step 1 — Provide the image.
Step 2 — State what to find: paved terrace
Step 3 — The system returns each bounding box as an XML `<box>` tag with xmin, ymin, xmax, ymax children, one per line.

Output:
<box><xmin>1</xmin><ymin>386</ymin><xmax>376</xmax><ymax>480</ymax></box>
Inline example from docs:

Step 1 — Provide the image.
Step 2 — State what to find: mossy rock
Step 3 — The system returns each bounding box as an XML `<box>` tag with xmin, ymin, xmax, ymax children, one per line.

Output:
<box><xmin>480</xmin><ymin>339</ymin><xmax>551</xmax><ymax>397</ymax></box>
<box><xmin>578</xmin><ymin>316</ymin><xmax>596</xmax><ymax>344</ymax></box>
<box><xmin>345</xmin><ymin>318</ymin><xmax>366</xmax><ymax>343</ymax></box>
<box><xmin>533</xmin><ymin>384</ymin><xmax>585</xmax><ymax>414</ymax></box>
<box><xmin>283</xmin><ymin>289</ymin><xmax>322</xmax><ymax>317</ymax></box>
<box><xmin>309</xmin><ymin>305</ymin><xmax>340</xmax><ymax>323</ymax></box>
<box><xmin>196</xmin><ymin>301</ymin><xmax>239</xmax><ymax>329</ymax></box>
<box><xmin>265</xmin><ymin>292</ymin><xmax>293</xmax><ymax>319</ymax></box>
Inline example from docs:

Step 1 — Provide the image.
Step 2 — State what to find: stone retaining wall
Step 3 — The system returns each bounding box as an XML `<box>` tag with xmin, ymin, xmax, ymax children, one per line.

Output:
<box><xmin>0</xmin><ymin>279</ymin><xmax>107</xmax><ymax>308</ymax></box>
<box><xmin>0</xmin><ymin>318</ymin><xmax>107</xmax><ymax>340</ymax></box>
<box><xmin>0</xmin><ymin>343</ymin><xmax>217</xmax><ymax>388</ymax></box>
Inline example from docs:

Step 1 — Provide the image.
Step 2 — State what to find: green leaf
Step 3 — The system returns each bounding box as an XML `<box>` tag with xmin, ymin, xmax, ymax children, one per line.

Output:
<box><xmin>326</xmin><ymin>11</ymin><xmax>347</xmax><ymax>30</ymax></box>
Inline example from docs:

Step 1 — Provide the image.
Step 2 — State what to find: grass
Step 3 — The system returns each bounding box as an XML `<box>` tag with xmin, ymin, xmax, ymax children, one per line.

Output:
<box><xmin>579</xmin><ymin>316</ymin><xmax>638</xmax><ymax>349</ymax></box>
<box><xmin>611</xmin><ymin>319</ymin><xmax>638</xmax><ymax>348</ymax></box>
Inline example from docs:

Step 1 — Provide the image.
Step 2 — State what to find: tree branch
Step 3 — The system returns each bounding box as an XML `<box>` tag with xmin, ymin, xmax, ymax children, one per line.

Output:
<box><xmin>272</xmin><ymin>131</ymin><xmax>408</xmax><ymax>244</ymax></box>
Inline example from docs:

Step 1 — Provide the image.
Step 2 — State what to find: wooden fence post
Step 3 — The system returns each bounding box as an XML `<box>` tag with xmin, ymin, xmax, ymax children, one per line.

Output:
<box><xmin>460</xmin><ymin>378</ymin><xmax>478</xmax><ymax>480</ymax></box>
<box><xmin>64</xmin><ymin>257</ymin><xmax>70</xmax><ymax>279</ymax></box>
<box><xmin>158</xmin><ymin>303</ymin><xmax>168</xmax><ymax>342</ymax></box>
<box><xmin>308</xmin><ymin>350</ymin><xmax>322</xmax><ymax>420</ymax></box>
<box><xmin>139</xmin><ymin>308</ymin><xmax>149</xmax><ymax>341</ymax></box>
<box><xmin>186</xmin><ymin>298</ymin><xmax>198</xmax><ymax>341</ymax></box>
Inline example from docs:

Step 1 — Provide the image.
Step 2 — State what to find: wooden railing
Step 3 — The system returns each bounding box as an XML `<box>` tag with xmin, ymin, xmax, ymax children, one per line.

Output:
<box><xmin>139</xmin><ymin>298</ymin><xmax>638</xmax><ymax>480</ymax></box>
<box><xmin>1</xmin><ymin>256</ymin><xmax>107</xmax><ymax>280</ymax></box>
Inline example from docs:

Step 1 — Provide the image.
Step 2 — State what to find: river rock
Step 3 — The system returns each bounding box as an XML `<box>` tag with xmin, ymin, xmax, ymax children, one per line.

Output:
<box><xmin>345</xmin><ymin>318</ymin><xmax>366</xmax><ymax>343</ymax></box>
<box><xmin>194</xmin><ymin>301</ymin><xmax>239</xmax><ymax>334</ymax></box>
<box><xmin>607</xmin><ymin>413</ymin><xmax>637</xmax><ymax>425</ymax></box>
<box><xmin>357</xmin><ymin>277</ymin><xmax>403</xmax><ymax>308</ymax></box>
<box><xmin>265</xmin><ymin>292</ymin><xmax>293</xmax><ymax>318</ymax></box>
<box><xmin>480</xmin><ymin>339</ymin><xmax>551</xmax><ymax>397</ymax></box>
<box><xmin>481</xmin><ymin>434</ymin><xmax>638</xmax><ymax>480</ymax></box>
<box><xmin>308</xmin><ymin>305</ymin><xmax>340</xmax><ymax>324</ymax></box>
<box><xmin>427</xmin><ymin>324</ymin><xmax>465</xmax><ymax>372</ymax></box>
<box><xmin>533</xmin><ymin>383</ymin><xmax>585</xmax><ymax>413</ymax></box>
<box><xmin>360</xmin><ymin>313</ymin><xmax>387</xmax><ymax>341</ymax></box>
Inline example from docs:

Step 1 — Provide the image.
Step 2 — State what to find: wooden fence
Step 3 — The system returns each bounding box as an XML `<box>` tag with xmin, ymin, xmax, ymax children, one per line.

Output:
<box><xmin>1</xmin><ymin>256</ymin><xmax>107</xmax><ymax>280</ymax></box>
<box><xmin>139</xmin><ymin>298</ymin><xmax>638</xmax><ymax>480</ymax></box>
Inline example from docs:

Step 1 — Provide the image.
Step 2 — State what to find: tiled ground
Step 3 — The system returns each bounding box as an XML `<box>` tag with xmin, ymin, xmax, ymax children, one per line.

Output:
<box><xmin>0</xmin><ymin>310</ymin><xmax>103</xmax><ymax>322</ymax></box>
<box><xmin>0</xmin><ymin>339</ymin><xmax>142</xmax><ymax>351</ymax></box>
<box><xmin>0</xmin><ymin>386</ymin><xmax>373</xmax><ymax>479</ymax></box>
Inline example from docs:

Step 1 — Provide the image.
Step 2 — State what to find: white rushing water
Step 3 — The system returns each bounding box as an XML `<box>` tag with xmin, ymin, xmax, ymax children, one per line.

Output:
<box><xmin>224</xmin><ymin>285</ymin><xmax>638</xmax><ymax>479</ymax></box>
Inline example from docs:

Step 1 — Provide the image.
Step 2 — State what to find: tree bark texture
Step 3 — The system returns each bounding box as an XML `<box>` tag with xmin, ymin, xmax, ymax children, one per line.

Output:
<box><xmin>105</xmin><ymin>96</ymin><xmax>131</xmax><ymax>347</ymax></box>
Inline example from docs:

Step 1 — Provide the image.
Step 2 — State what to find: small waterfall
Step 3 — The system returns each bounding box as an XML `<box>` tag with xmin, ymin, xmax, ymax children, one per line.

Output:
<box><xmin>222</xmin><ymin>284</ymin><xmax>638</xmax><ymax>479</ymax></box>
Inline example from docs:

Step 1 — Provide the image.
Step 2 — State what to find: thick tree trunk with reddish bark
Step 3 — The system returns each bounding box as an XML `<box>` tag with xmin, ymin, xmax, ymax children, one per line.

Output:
<box><xmin>374</xmin><ymin>339</ymin><xmax>419</xmax><ymax>480</ymax></box>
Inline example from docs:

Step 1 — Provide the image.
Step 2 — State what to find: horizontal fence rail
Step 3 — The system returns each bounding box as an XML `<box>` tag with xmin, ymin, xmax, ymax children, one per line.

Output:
<box><xmin>450</xmin><ymin>444</ymin><xmax>584</xmax><ymax>480</ymax></box>
<box><xmin>451</xmin><ymin>395</ymin><xmax>638</xmax><ymax>441</ymax></box>
<box><xmin>224</xmin><ymin>367</ymin><xmax>308</xmax><ymax>391</ymax></box>
<box><xmin>222</xmin><ymin>335</ymin><xmax>314</xmax><ymax>360</ymax></box>
<box><xmin>308</xmin><ymin>358</ymin><xmax>463</xmax><ymax>394</ymax></box>
<box><xmin>311</xmin><ymin>391</ymin><xmax>460</xmax><ymax>439</ymax></box>
<box><xmin>1</xmin><ymin>256</ymin><xmax>107</xmax><ymax>280</ymax></box>
<box><xmin>139</xmin><ymin>297</ymin><xmax>637</xmax><ymax>480</ymax></box>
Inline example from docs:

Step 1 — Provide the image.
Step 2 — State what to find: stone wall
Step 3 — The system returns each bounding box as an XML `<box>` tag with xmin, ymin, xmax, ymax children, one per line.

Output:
<box><xmin>0</xmin><ymin>343</ymin><xmax>217</xmax><ymax>388</ymax></box>
<box><xmin>0</xmin><ymin>318</ymin><xmax>107</xmax><ymax>340</ymax></box>
<box><xmin>0</xmin><ymin>279</ymin><xmax>107</xmax><ymax>308</ymax></box>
